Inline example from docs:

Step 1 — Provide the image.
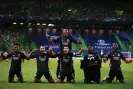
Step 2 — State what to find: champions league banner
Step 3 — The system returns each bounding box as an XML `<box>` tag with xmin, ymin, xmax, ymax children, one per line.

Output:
<box><xmin>93</xmin><ymin>39</ymin><xmax>112</xmax><ymax>55</ymax></box>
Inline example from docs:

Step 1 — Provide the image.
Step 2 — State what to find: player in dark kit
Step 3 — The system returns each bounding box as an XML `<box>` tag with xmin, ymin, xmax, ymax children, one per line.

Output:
<box><xmin>55</xmin><ymin>46</ymin><xmax>84</xmax><ymax>83</ymax></box>
<box><xmin>102</xmin><ymin>43</ymin><xmax>132</xmax><ymax>83</ymax></box>
<box><xmin>80</xmin><ymin>44</ymin><xmax>102</xmax><ymax>84</ymax></box>
<box><xmin>50</xmin><ymin>29</ymin><xmax>81</xmax><ymax>79</ymax></box>
<box><xmin>28</xmin><ymin>46</ymin><xmax>55</xmax><ymax>83</ymax></box>
<box><xmin>2</xmin><ymin>43</ymin><xmax>28</xmax><ymax>83</ymax></box>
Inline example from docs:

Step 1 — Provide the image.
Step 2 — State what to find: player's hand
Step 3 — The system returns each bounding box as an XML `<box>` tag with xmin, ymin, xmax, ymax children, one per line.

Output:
<box><xmin>125</xmin><ymin>58</ymin><xmax>132</xmax><ymax>63</ymax></box>
<box><xmin>50</xmin><ymin>38</ymin><xmax>54</xmax><ymax>43</ymax></box>
<box><xmin>49</xmin><ymin>47</ymin><xmax>53</xmax><ymax>52</ymax></box>
<box><xmin>129</xmin><ymin>59</ymin><xmax>132</xmax><ymax>63</ymax></box>
<box><xmin>32</xmin><ymin>49</ymin><xmax>38</xmax><ymax>52</ymax></box>
<box><xmin>80</xmin><ymin>46</ymin><xmax>84</xmax><ymax>51</ymax></box>
<box><xmin>3</xmin><ymin>52</ymin><xmax>8</xmax><ymax>57</ymax></box>
<box><xmin>77</xmin><ymin>38</ymin><xmax>81</xmax><ymax>43</ymax></box>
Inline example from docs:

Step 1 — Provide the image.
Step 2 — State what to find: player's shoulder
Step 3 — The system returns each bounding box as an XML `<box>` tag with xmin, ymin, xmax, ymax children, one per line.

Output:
<box><xmin>56</xmin><ymin>52</ymin><xmax>62</xmax><ymax>56</ymax></box>
<box><xmin>118</xmin><ymin>51</ymin><xmax>123</xmax><ymax>55</ymax></box>
<box><xmin>107</xmin><ymin>50</ymin><xmax>113</xmax><ymax>55</ymax></box>
<box><xmin>84</xmin><ymin>53</ymin><xmax>88</xmax><ymax>57</ymax></box>
<box><xmin>92</xmin><ymin>52</ymin><xmax>98</xmax><ymax>56</ymax></box>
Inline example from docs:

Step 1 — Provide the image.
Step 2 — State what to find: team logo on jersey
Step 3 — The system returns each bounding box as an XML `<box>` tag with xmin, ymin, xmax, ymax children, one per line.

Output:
<box><xmin>63</xmin><ymin>56</ymin><xmax>70</xmax><ymax>62</ymax></box>
<box><xmin>39</xmin><ymin>56</ymin><xmax>46</xmax><ymax>61</ymax></box>
<box><xmin>88</xmin><ymin>56</ymin><xmax>95</xmax><ymax>60</ymax></box>
<box><xmin>63</xmin><ymin>58</ymin><xmax>70</xmax><ymax>62</ymax></box>
<box><xmin>13</xmin><ymin>57</ymin><xmax>19</xmax><ymax>60</ymax></box>
<box><xmin>62</xmin><ymin>39</ymin><xmax>69</xmax><ymax>45</ymax></box>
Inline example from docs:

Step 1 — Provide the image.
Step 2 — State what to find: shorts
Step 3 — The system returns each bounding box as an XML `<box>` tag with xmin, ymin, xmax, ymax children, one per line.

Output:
<box><xmin>9</xmin><ymin>68</ymin><xmax>22</xmax><ymax>78</ymax></box>
<box><xmin>35</xmin><ymin>70</ymin><xmax>52</xmax><ymax>80</ymax></box>
<box><xmin>58</xmin><ymin>71</ymin><xmax>74</xmax><ymax>82</ymax></box>
<box><xmin>83</xmin><ymin>66</ymin><xmax>101</xmax><ymax>83</ymax></box>
<box><xmin>108</xmin><ymin>68</ymin><xmax>124</xmax><ymax>81</ymax></box>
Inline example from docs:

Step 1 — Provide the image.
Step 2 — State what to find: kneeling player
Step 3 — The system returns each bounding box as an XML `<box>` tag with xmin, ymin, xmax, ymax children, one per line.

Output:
<box><xmin>80</xmin><ymin>44</ymin><xmax>101</xmax><ymax>84</ymax></box>
<box><xmin>2</xmin><ymin>43</ymin><xmax>28</xmax><ymax>83</ymax></box>
<box><xmin>102</xmin><ymin>43</ymin><xmax>132</xmax><ymax>83</ymax></box>
<box><xmin>29</xmin><ymin>46</ymin><xmax>55</xmax><ymax>83</ymax></box>
<box><xmin>55</xmin><ymin>46</ymin><xmax>84</xmax><ymax>83</ymax></box>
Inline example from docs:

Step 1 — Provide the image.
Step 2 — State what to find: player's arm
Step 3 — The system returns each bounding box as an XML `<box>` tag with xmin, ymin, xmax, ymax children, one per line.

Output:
<box><xmin>28</xmin><ymin>49</ymin><xmax>37</xmax><ymax>59</ymax></box>
<box><xmin>70</xmin><ymin>36</ymin><xmax>81</xmax><ymax>44</ymax></box>
<box><xmin>104</xmin><ymin>53</ymin><xmax>111</xmax><ymax>63</ymax></box>
<box><xmin>121</xmin><ymin>53</ymin><xmax>132</xmax><ymax>63</ymax></box>
<box><xmin>2</xmin><ymin>52</ymin><xmax>12</xmax><ymax>60</ymax></box>
<box><xmin>73</xmin><ymin>46</ymin><xmax>84</xmax><ymax>56</ymax></box>
<box><xmin>80</xmin><ymin>55</ymin><xmax>87</xmax><ymax>69</ymax></box>
<box><xmin>47</xmin><ymin>47</ymin><xmax>57</xmax><ymax>58</ymax></box>
<box><xmin>21</xmin><ymin>52</ymin><xmax>29</xmax><ymax>60</ymax></box>
<box><xmin>49</xmin><ymin>37</ymin><xmax>60</xmax><ymax>44</ymax></box>
<box><xmin>96</xmin><ymin>55</ymin><xmax>102</xmax><ymax>67</ymax></box>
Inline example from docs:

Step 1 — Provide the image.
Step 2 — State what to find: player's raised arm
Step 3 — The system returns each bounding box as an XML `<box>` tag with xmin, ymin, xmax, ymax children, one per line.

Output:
<box><xmin>70</xmin><ymin>36</ymin><xmax>81</xmax><ymax>44</ymax></box>
<box><xmin>2</xmin><ymin>52</ymin><xmax>12</xmax><ymax>60</ymax></box>
<box><xmin>74</xmin><ymin>46</ymin><xmax>84</xmax><ymax>56</ymax></box>
<box><xmin>21</xmin><ymin>52</ymin><xmax>29</xmax><ymax>60</ymax></box>
<box><xmin>28</xmin><ymin>49</ymin><xmax>37</xmax><ymax>59</ymax></box>
<box><xmin>49</xmin><ymin>37</ymin><xmax>60</xmax><ymax>44</ymax></box>
<box><xmin>48</xmin><ymin>47</ymin><xmax>57</xmax><ymax>58</ymax></box>
<box><xmin>120</xmin><ymin>53</ymin><xmax>132</xmax><ymax>63</ymax></box>
<box><xmin>103</xmin><ymin>53</ymin><xmax>111</xmax><ymax>63</ymax></box>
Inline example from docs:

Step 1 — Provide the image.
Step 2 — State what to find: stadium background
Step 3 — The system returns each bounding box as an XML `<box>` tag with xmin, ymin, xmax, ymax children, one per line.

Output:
<box><xmin>0</xmin><ymin>0</ymin><xmax>133</xmax><ymax>89</ymax></box>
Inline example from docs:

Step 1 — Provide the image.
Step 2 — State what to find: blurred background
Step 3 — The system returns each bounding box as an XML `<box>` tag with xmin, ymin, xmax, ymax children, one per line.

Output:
<box><xmin>0</xmin><ymin>0</ymin><xmax>133</xmax><ymax>57</ymax></box>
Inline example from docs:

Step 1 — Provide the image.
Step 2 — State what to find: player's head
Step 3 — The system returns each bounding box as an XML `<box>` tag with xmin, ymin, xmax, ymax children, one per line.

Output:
<box><xmin>63</xmin><ymin>46</ymin><xmax>70</xmax><ymax>53</ymax></box>
<box><xmin>88</xmin><ymin>44</ymin><xmax>93</xmax><ymax>52</ymax></box>
<box><xmin>63</xmin><ymin>29</ymin><xmax>68</xmax><ymax>36</ymax></box>
<box><xmin>112</xmin><ymin>43</ymin><xmax>118</xmax><ymax>51</ymax></box>
<box><xmin>13</xmin><ymin>43</ymin><xmax>20</xmax><ymax>51</ymax></box>
<box><xmin>40</xmin><ymin>46</ymin><xmax>45</xmax><ymax>53</ymax></box>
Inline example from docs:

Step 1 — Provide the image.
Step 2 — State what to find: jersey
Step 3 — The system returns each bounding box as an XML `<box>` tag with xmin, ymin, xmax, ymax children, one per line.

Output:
<box><xmin>81</xmin><ymin>52</ymin><xmax>101</xmax><ymax>69</ymax></box>
<box><xmin>56</xmin><ymin>52</ymin><xmax>75</xmax><ymax>72</ymax></box>
<box><xmin>55</xmin><ymin>35</ymin><xmax>80</xmax><ymax>51</ymax></box>
<box><xmin>29</xmin><ymin>51</ymin><xmax>52</xmax><ymax>72</ymax></box>
<box><xmin>106</xmin><ymin>50</ymin><xmax>125</xmax><ymax>69</ymax></box>
<box><xmin>3</xmin><ymin>51</ymin><xmax>28</xmax><ymax>69</ymax></box>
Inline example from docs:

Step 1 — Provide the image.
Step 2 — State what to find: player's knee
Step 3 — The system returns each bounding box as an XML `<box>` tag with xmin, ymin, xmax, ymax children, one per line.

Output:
<box><xmin>106</xmin><ymin>79</ymin><xmax>112</xmax><ymax>83</ymax></box>
<box><xmin>70</xmin><ymin>79</ymin><xmax>76</xmax><ymax>83</ymax></box>
<box><xmin>119</xmin><ymin>79</ymin><xmax>124</xmax><ymax>83</ymax></box>
<box><xmin>34</xmin><ymin>77</ymin><xmax>41</xmax><ymax>83</ymax></box>
<box><xmin>55</xmin><ymin>79</ymin><xmax>62</xmax><ymax>83</ymax></box>
<box><xmin>8</xmin><ymin>76</ymin><xmax>14</xmax><ymax>83</ymax></box>
<box><xmin>47</xmin><ymin>77</ymin><xmax>55</xmax><ymax>83</ymax></box>
<box><xmin>18</xmin><ymin>77</ymin><xmax>24</xmax><ymax>83</ymax></box>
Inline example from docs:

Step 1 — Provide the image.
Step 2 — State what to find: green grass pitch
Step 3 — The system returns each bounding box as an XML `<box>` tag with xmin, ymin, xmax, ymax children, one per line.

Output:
<box><xmin>0</xmin><ymin>59</ymin><xmax>133</xmax><ymax>89</ymax></box>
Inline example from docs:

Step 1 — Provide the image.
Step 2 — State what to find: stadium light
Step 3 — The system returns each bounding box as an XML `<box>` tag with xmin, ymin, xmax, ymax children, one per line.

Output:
<box><xmin>13</xmin><ymin>22</ymin><xmax>17</xmax><ymax>24</ymax></box>
<box><xmin>29</xmin><ymin>23</ymin><xmax>31</xmax><ymax>25</ymax></box>
<box><xmin>42</xmin><ymin>23</ymin><xmax>46</xmax><ymax>25</ymax></box>
<box><xmin>29</xmin><ymin>28</ymin><xmax>32</xmax><ymax>32</ymax></box>
<box><xmin>37</xmin><ymin>23</ymin><xmax>40</xmax><ymax>26</ymax></box>
<box><xmin>20</xmin><ymin>23</ymin><xmax>24</xmax><ymax>25</ymax></box>
<box><xmin>48</xmin><ymin>24</ymin><xmax>54</xmax><ymax>26</ymax></box>
<box><xmin>132</xmin><ymin>26</ymin><xmax>133</xmax><ymax>28</ymax></box>
<box><xmin>68</xmin><ymin>9</ymin><xmax>72</xmax><ymax>11</ymax></box>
